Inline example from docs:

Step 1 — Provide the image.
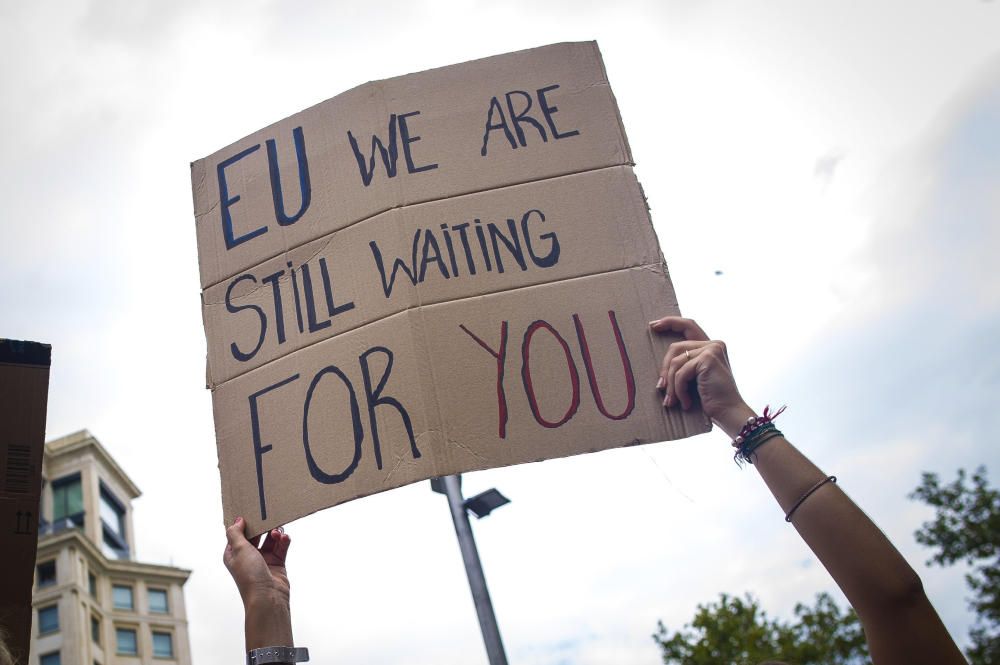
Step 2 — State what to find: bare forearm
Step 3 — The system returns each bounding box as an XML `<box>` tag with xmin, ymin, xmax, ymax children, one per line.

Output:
<box><xmin>714</xmin><ymin>404</ymin><xmax>917</xmax><ymax>613</ymax></box>
<box><xmin>723</xmin><ymin>410</ymin><xmax>964</xmax><ymax>662</ymax></box>
<box><xmin>752</xmin><ymin>436</ymin><xmax>921</xmax><ymax>615</ymax></box>
<box><xmin>754</xmin><ymin>436</ymin><xmax>965</xmax><ymax>663</ymax></box>
<box><xmin>244</xmin><ymin>594</ymin><xmax>294</xmax><ymax>652</ymax></box>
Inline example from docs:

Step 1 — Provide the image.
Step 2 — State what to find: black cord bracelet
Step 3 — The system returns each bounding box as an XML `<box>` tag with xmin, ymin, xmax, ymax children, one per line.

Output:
<box><xmin>785</xmin><ymin>475</ymin><xmax>837</xmax><ymax>522</ymax></box>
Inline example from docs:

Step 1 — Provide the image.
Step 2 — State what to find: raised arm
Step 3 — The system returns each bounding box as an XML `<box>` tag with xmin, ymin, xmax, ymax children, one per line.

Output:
<box><xmin>650</xmin><ymin>316</ymin><xmax>966</xmax><ymax>665</ymax></box>
<box><xmin>223</xmin><ymin>517</ymin><xmax>295</xmax><ymax>657</ymax></box>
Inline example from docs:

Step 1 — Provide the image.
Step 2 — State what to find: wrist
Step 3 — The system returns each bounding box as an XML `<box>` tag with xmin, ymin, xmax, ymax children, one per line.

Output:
<box><xmin>243</xmin><ymin>585</ymin><xmax>290</xmax><ymax>611</ymax></box>
<box><xmin>713</xmin><ymin>402</ymin><xmax>757</xmax><ymax>439</ymax></box>
<box><xmin>245</xmin><ymin>595</ymin><xmax>293</xmax><ymax>652</ymax></box>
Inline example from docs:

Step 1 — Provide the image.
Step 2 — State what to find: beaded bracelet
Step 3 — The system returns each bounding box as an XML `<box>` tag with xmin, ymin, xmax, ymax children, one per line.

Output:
<box><xmin>731</xmin><ymin>422</ymin><xmax>776</xmax><ymax>450</ymax></box>
<box><xmin>731</xmin><ymin>405</ymin><xmax>786</xmax><ymax>447</ymax></box>
<box><xmin>733</xmin><ymin>424</ymin><xmax>783</xmax><ymax>465</ymax></box>
<box><xmin>739</xmin><ymin>428</ymin><xmax>784</xmax><ymax>464</ymax></box>
<box><xmin>731</xmin><ymin>405</ymin><xmax>787</xmax><ymax>465</ymax></box>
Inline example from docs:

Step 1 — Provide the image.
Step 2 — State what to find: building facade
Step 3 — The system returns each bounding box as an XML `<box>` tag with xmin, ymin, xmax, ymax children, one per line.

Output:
<box><xmin>29</xmin><ymin>431</ymin><xmax>193</xmax><ymax>665</ymax></box>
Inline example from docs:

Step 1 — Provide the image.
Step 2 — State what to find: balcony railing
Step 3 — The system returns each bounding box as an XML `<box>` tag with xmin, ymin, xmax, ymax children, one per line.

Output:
<box><xmin>38</xmin><ymin>513</ymin><xmax>84</xmax><ymax>536</ymax></box>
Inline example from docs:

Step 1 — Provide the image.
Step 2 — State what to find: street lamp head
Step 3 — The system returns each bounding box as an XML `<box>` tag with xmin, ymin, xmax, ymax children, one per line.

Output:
<box><xmin>463</xmin><ymin>488</ymin><xmax>510</xmax><ymax>519</ymax></box>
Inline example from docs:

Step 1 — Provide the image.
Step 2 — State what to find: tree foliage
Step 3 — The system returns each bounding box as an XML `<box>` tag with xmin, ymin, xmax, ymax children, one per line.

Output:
<box><xmin>652</xmin><ymin>592</ymin><xmax>869</xmax><ymax>665</ymax></box>
<box><xmin>911</xmin><ymin>466</ymin><xmax>1000</xmax><ymax>664</ymax></box>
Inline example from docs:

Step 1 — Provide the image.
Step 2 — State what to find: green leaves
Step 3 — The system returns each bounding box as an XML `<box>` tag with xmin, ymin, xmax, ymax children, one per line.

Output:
<box><xmin>911</xmin><ymin>466</ymin><xmax>1000</xmax><ymax>664</ymax></box>
<box><xmin>911</xmin><ymin>467</ymin><xmax>1000</xmax><ymax>565</ymax></box>
<box><xmin>653</xmin><ymin>467</ymin><xmax>999</xmax><ymax>664</ymax></box>
<box><xmin>652</xmin><ymin>592</ymin><xmax>869</xmax><ymax>665</ymax></box>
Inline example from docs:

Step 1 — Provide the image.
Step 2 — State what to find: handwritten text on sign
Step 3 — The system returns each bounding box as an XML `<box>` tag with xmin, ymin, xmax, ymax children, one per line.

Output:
<box><xmin>192</xmin><ymin>42</ymin><xmax>708</xmax><ymax>535</ymax></box>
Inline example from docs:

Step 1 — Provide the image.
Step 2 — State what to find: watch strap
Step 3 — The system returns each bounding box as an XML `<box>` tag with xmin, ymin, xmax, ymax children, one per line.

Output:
<box><xmin>247</xmin><ymin>646</ymin><xmax>309</xmax><ymax>664</ymax></box>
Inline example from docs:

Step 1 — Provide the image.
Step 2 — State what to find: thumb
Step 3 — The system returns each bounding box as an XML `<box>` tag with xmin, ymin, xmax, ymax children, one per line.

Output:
<box><xmin>226</xmin><ymin>516</ymin><xmax>248</xmax><ymax>550</ymax></box>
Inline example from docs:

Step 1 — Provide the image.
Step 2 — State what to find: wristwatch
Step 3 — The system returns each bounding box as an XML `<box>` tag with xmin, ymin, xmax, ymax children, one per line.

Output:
<box><xmin>247</xmin><ymin>646</ymin><xmax>309</xmax><ymax>664</ymax></box>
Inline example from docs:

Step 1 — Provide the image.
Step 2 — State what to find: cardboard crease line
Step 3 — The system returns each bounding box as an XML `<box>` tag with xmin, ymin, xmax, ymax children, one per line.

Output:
<box><xmin>208</xmin><ymin>260</ymin><xmax>671</xmax><ymax>391</ymax></box>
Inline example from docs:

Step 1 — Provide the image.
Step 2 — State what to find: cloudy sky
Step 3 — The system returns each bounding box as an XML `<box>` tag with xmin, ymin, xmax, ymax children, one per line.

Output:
<box><xmin>3</xmin><ymin>1</ymin><xmax>999</xmax><ymax>663</ymax></box>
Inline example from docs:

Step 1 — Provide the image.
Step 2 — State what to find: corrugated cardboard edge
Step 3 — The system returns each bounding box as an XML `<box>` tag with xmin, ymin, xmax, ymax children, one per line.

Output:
<box><xmin>589</xmin><ymin>41</ymin><xmax>635</xmax><ymax>167</ymax></box>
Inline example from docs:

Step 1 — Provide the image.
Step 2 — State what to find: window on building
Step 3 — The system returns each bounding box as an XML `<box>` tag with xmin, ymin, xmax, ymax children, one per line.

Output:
<box><xmin>101</xmin><ymin>533</ymin><xmax>128</xmax><ymax>559</ymax></box>
<box><xmin>103</xmin><ymin>540</ymin><xmax>128</xmax><ymax>560</ymax></box>
<box><xmin>148</xmin><ymin>588</ymin><xmax>169</xmax><ymax>614</ymax></box>
<box><xmin>38</xmin><ymin>605</ymin><xmax>59</xmax><ymax>634</ymax></box>
<box><xmin>116</xmin><ymin>627</ymin><xmax>138</xmax><ymax>655</ymax></box>
<box><xmin>91</xmin><ymin>615</ymin><xmax>101</xmax><ymax>644</ymax></box>
<box><xmin>51</xmin><ymin>474</ymin><xmax>84</xmax><ymax>528</ymax></box>
<box><xmin>37</xmin><ymin>560</ymin><xmax>56</xmax><ymax>588</ymax></box>
<box><xmin>99</xmin><ymin>484</ymin><xmax>129</xmax><ymax>559</ymax></box>
<box><xmin>40</xmin><ymin>652</ymin><xmax>61</xmax><ymax>665</ymax></box>
<box><xmin>112</xmin><ymin>584</ymin><xmax>134</xmax><ymax>610</ymax></box>
<box><xmin>152</xmin><ymin>631</ymin><xmax>174</xmax><ymax>658</ymax></box>
<box><xmin>99</xmin><ymin>485</ymin><xmax>125</xmax><ymax>537</ymax></box>
<box><xmin>88</xmin><ymin>572</ymin><xmax>97</xmax><ymax>597</ymax></box>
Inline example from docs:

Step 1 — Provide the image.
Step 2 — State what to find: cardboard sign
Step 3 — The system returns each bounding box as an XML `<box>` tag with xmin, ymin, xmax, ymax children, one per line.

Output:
<box><xmin>0</xmin><ymin>339</ymin><xmax>51</xmax><ymax>663</ymax></box>
<box><xmin>192</xmin><ymin>42</ymin><xmax>709</xmax><ymax>535</ymax></box>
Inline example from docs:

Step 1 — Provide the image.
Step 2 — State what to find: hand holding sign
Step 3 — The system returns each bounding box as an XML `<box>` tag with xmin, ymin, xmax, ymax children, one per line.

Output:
<box><xmin>223</xmin><ymin>517</ymin><xmax>294</xmax><ymax>651</ymax></box>
<box><xmin>651</xmin><ymin>316</ymin><xmax>754</xmax><ymax>437</ymax></box>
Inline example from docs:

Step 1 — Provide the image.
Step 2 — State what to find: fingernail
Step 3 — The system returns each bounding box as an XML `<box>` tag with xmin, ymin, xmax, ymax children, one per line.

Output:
<box><xmin>234</xmin><ymin>517</ymin><xmax>242</xmax><ymax>525</ymax></box>
<box><xmin>656</xmin><ymin>377</ymin><xmax>665</xmax><ymax>390</ymax></box>
<box><xmin>648</xmin><ymin>320</ymin><xmax>658</xmax><ymax>327</ymax></box>
<box><xmin>663</xmin><ymin>393</ymin><xmax>670</xmax><ymax>407</ymax></box>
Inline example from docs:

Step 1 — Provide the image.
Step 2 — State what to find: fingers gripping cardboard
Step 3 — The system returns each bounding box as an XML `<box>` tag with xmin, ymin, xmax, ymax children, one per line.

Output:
<box><xmin>191</xmin><ymin>42</ymin><xmax>709</xmax><ymax>535</ymax></box>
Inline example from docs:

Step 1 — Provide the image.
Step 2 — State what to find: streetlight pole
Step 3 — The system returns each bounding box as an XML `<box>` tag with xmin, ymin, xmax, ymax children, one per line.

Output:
<box><xmin>441</xmin><ymin>474</ymin><xmax>509</xmax><ymax>665</ymax></box>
